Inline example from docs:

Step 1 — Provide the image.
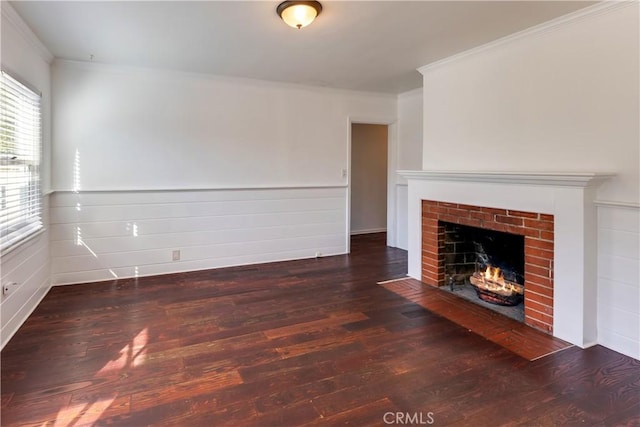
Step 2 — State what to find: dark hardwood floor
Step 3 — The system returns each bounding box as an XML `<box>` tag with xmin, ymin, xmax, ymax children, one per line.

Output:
<box><xmin>1</xmin><ymin>233</ymin><xmax>638</xmax><ymax>426</ymax></box>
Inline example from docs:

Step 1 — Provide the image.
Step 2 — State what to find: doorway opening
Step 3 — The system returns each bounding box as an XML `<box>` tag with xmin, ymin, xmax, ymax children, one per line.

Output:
<box><xmin>349</xmin><ymin>123</ymin><xmax>388</xmax><ymax>238</ymax></box>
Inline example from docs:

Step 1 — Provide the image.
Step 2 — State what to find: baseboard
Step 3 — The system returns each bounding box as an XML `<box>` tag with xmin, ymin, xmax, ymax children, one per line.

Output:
<box><xmin>1</xmin><ymin>282</ymin><xmax>51</xmax><ymax>350</ymax></box>
<box><xmin>350</xmin><ymin>228</ymin><xmax>387</xmax><ymax>236</ymax></box>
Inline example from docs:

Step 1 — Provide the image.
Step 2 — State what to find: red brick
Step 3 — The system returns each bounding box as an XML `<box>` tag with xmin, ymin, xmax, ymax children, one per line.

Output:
<box><xmin>422</xmin><ymin>266</ymin><xmax>440</xmax><ymax>279</ymax></box>
<box><xmin>489</xmin><ymin>223</ymin><xmax>509</xmax><ymax>233</ymax></box>
<box><xmin>526</xmin><ymin>264</ymin><xmax>552</xmax><ymax>278</ymax></box>
<box><xmin>506</xmin><ymin>225</ymin><xmax>527</xmax><ymax>236</ymax></box>
<box><xmin>440</xmin><ymin>215</ymin><xmax>460</xmax><ymax>224</ymax></box>
<box><xmin>422</xmin><ymin>241</ymin><xmax>440</xmax><ymax>254</ymax></box>
<box><xmin>470</xmin><ymin>211</ymin><xmax>492</xmax><ymax>222</ymax></box>
<box><xmin>526</xmin><ymin>300</ymin><xmax>553</xmax><ymax>315</ymax></box>
<box><xmin>525</xmin><ymin>254</ymin><xmax>552</xmax><ymax>268</ymax></box>
<box><xmin>422</xmin><ymin>225</ymin><xmax>438</xmax><ymax>233</ymax></box>
<box><xmin>540</xmin><ymin>230</ymin><xmax>554</xmax><ymax>241</ymax></box>
<box><xmin>524</xmin><ymin>218</ymin><xmax>554</xmax><ymax>231</ymax></box>
<box><xmin>507</xmin><ymin>209</ymin><xmax>539</xmax><ymax>219</ymax></box>
<box><xmin>421</xmin><ymin>270</ymin><xmax>437</xmax><ymax>280</ymax></box>
<box><xmin>422</xmin><ymin>252</ymin><xmax>444</xmax><ymax>263</ymax></box>
<box><xmin>422</xmin><ymin>212</ymin><xmax>437</xmax><ymax>220</ymax></box>
<box><xmin>526</xmin><ymin>282</ymin><xmax>553</xmax><ymax>298</ymax></box>
<box><xmin>421</xmin><ymin>275</ymin><xmax>439</xmax><ymax>287</ymax></box>
<box><xmin>423</xmin><ymin>216</ymin><xmax>438</xmax><ymax>224</ymax></box>
<box><xmin>422</xmin><ymin>236</ymin><xmax>438</xmax><ymax>248</ymax></box>
<box><xmin>421</xmin><ymin>258</ymin><xmax>439</xmax><ymax>270</ymax></box>
<box><xmin>526</xmin><ymin>292</ymin><xmax>553</xmax><ymax>308</ymax></box>
<box><xmin>526</xmin><ymin>247</ymin><xmax>553</xmax><ymax>260</ymax></box>
<box><xmin>526</xmin><ymin>274</ymin><xmax>553</xmax><ymax>288</ymax></box>
<box><xmin>447</xmin><ymin>208</ymin><xmax>472</xmax><ymax>218</ymax></box>
<box><xmin>525</xmin><ymin>308</ymin><xmax>553</xmax><ymax>325</ymax></box>
<box><xmin>424</xmin><ymin>203</ymin><xmax>437</xmax><ymax>212</ymax></box>
<box><xmin>481</xmin><ymin>207</ymin><xmax>507</xmax><ymax>215</ymax></box>
<box><xmin>526</xmin><ymin>238</ymin><xmax>554</xmax><ymax>251</ymax></box>
<box><xmin>436</xmin><ymin>206</ymin><xmax>449</xmax><ymax>215</ymax></box>
<box><xmin>440</xmin><ymin>202</ymin><xmax>457</xmax><ymax>208</ymax></box>
<box><xmin>459</xmin><ymin>218</ymin><xmax>483</xmax><ymax>228</ymax></box>
<box><xmin>520</xmin><ymin>227</ymin><xmax>540</xmax><ymax>238</ymax></box>
<box><xmin>525</xmin><ymin>316</ymin><xmax>553</xmax><ymax>333</ymax></box>
<box><xmin>495</xmin><ymin>215</ymin><xmax>524</xmax><ymax>226</ymax></box>
<box><xmin>540</xmin><ymin>214</ymin><xmax>554</xmax><ymax>222</ymax></box>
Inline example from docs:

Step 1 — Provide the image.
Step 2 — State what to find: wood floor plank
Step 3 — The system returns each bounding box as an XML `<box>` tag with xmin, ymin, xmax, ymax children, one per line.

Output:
<box><xmin>1</xmin><ymin>233</ymin><xmax>638</xmax><ymax>426</ymax></box>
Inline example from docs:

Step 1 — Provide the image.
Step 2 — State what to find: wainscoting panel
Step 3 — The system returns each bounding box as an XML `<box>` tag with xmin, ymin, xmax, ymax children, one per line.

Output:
<box><xmin>1</xmin><ymin>196</ymin><xmax>51</xmax><ymax>349</ymax></box>
<box><xmin>50</xmin><ymin>187</ymin><xmax>347</xmax><ymax>285</ymax></box>
<box><xmin>597</xmin><ymin>203</ymin><xmax>640</xmax><ymax>359</ymax></box>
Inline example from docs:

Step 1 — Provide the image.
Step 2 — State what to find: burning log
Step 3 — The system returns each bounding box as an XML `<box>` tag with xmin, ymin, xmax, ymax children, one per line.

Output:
<box><xmin>469</xmin><ymin>266</ymin><xmax>524</xmax><ymax>306</ymax></box>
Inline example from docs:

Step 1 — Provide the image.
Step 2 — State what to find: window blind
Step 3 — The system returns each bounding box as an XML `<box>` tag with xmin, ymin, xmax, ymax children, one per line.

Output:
<box><xmin>0</xmin><ymin>71</ymin><xmax>42</xmax><ymax>252</ymax></box>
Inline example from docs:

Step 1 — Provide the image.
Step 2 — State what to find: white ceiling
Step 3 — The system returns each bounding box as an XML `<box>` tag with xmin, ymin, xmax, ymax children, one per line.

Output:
<box><xmin>10</xmin><ymin>1</ymin><xmax>595</xmax><ymax>94</ymax></box>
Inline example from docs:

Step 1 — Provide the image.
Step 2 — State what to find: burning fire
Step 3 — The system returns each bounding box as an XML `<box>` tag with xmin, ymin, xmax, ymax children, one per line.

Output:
<box><xmin>476</xmin><ymin>265</ymin><xmax>523</xmax><ymax>295</ymax></box>
<box><xmin>484</xmin><ymin>265</ymin><xmax>504</xmax><ymax>283</ymax></box>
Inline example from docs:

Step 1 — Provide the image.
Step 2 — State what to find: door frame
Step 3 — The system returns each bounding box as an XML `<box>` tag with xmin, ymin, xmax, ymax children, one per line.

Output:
<box><xmin>346</xmin><ymin>116</ymin><xmax>398</xmax><ymax>253</ymax></box>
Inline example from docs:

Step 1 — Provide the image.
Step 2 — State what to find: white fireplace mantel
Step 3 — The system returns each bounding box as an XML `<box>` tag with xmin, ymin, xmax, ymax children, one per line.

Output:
<box><xmin>398</xmin><ymin>170</ymin><xmax>614</xmax><ymax>188</ymax></box>
<box><xmin>401</xmin><ymin>169</ymin><xmax>614</xmax><ymax>349</ymax></box>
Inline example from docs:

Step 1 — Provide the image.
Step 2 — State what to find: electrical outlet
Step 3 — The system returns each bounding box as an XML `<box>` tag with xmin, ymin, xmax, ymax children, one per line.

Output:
<box><xmin>3</xmin><ymin>282</ymin><xmax>16</xmax><ymax>295</ymax></box>
<box><xmin>172</xmin><ymin>250</ymin><xmax>181</xmax><ymax>261</ymax></box>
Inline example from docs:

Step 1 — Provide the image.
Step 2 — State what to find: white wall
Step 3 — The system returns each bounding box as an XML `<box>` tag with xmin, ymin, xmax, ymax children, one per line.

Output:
<box><xmin>420</xmin><ymin>3</ymin><xmax>639</xmax><ymax>204</ymax></box>
<box><xmin>350</xmin><ymin>124</ymin><xmax>388</xmax><ymax>234</ymax></box>
<box><xmin>395</xmin><ymin>88</ymin><xmax>423</xmax><ymax>250</ymax></box>
<box><xmin>0</xmin><ymin>3</ymin><xmax>53</xmax><ymax>348</ymax></box>
<box><xmin>52</xmin><ymin>60</ymin><xmax>396</xmax><ymax>191</ymax></box>
<box><xmin>417</xmin><ymin>3</ymin><xmax>639</xmax><ymax>358</ymax></box>
<box><xmin>51</xmin><ymin>60</ymin><xmax>397</xmax><ymax>284</ymax></box>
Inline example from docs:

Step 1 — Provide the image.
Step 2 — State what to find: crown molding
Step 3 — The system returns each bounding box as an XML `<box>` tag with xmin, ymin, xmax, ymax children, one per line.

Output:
<box><xmin>398</xmin><ymin>170</ymin><xmax>615</xmax><ymax>188</ymax></box>
<box><xmin>594</xmin><ymin>200</ymin><xmax>640</xmax><ymax>209</ymax></box>
<box><xmin>53</xmin><ymin>59</ymin><xmax>398</xmax><ymax>100</ymax></box>
<box><xmin>398</xmin><ymin>87</ymin><xmax>423</xmax><ymax>100</ymax></box>
<box><xmin>418</xmin><ymin>1</ymin><xmax>633</xmax><ymax>75</ymax></box>
<box><xmin>1</xmin><ymin>2</ymin><xmax>53</xmax><ymax>64</ymax></box>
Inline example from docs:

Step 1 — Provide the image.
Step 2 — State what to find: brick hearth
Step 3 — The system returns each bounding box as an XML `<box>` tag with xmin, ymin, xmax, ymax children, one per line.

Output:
<box><xmin>421</xmin><ymin>200</ymin><xmax>554</xmax><ymax>333</ymax></box>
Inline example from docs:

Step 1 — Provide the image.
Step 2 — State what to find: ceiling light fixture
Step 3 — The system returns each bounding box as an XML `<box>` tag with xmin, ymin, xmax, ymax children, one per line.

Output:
<box><xmin>277</xmin><ymin>1</ymin><xmax>322</xmax><ymax>29</ymax></box>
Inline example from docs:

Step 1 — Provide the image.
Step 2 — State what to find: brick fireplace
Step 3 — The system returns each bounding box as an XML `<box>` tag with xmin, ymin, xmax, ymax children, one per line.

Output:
<box><xmin>421</xmin><ymin>200</ymin><xmax>554</xmax><ymax>333</ymax></box>
<box><xmin>400</xmin><ymin>170</ymin><xmax>612</xmax><ymax>348</ymax></box>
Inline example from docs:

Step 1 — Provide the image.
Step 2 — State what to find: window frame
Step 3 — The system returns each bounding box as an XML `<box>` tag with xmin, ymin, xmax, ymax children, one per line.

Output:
<box><xmin>0</xmin><ymin>70</ymin><xmax>43</xmax><ymax>255</ymax></box>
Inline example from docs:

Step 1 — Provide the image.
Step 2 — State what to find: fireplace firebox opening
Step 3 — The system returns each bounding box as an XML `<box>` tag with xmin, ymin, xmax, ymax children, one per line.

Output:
<box><xmin>443</xmin><ymin>222</ymin><xmax>525</xmax><ymax>321</ymax></box>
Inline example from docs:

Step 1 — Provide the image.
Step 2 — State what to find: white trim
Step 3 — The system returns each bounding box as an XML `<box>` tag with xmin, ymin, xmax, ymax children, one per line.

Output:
<box><xmin>51</xmin><ymin>184</ymin><xmax>347</xmax><ymax>193</ymax></box>
<box><xmin>0</xmin><ymin>228</ymin><xmax>46</xmax><ymax>258</ymax></box>
<box><xmin>347</xmin><ymin>117</ymin><xmax>398</xmax><ymax>252</ymax></box>
<box><xmin>349</xmin><ymin>117</ymin><xmax>399</xmax><ymax>126</ymax></box>
<box><xmin>418</xmin><ymin>1</ymin><xmax>630</xmax><ymax>74</ymax></box>
<box><xmin>350</xmin><ymin>228</ymin><xmax>387</xmax><ymax>236</ymax></box>
<box><xmin>387</xmin><ymin>122</ymin><xmax>399</xmax><ymax>248</ymax></box>
<box><xmin>0</xmin><ymin>278</ymin><xmax>50</xmax><ymax>351</ymax></box>
<box><xmin>1</xmin><ymin>2</ymin><xmax>53</xmax><ymax>64</ymax></box>
<box><xmin>397</xmin><ymin>87</ymin><xmax>423</xmax><ymax>100</ymax></box>
<box><xmin>397</xmin><ymin>170</ymin><xmax>614</xmax><ymax>188</ymax></box>
<box><xmin>594</xmin><ymin>200</ymin><xmax>640</xmax><ymax>210</ymax></box>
